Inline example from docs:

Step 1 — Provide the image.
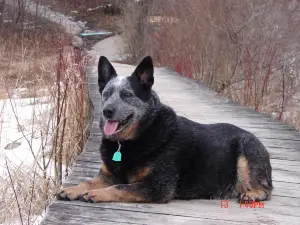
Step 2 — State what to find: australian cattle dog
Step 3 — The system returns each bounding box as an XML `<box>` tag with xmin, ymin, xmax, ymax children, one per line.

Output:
<box><xmin>57</xmin><ymin>56</ymin><xmax>273</xmax><ymax>203</ymax></box>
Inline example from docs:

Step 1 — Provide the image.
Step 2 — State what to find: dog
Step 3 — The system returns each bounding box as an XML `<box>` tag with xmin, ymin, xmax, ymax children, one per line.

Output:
<box><xmin>57</xmin><ymin>55</ymin><xmax>273</xmax><ymax>203</ymax></box>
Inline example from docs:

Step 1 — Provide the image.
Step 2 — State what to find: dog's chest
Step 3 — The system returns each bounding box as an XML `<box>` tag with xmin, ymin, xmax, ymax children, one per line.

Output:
<box><xmin>109</xmin><ymin>162</ymin><xmax>143</xmax><ymax>184</ymax></box>
<box><xmin>110</xmin><ymin>161</ymin><xmax>125</xmax><ymax>177</ymax></box>
<box><xmin>103</xmin><ymin>142</ymin><xmax>151</xmax><ymax>183</ymax></box>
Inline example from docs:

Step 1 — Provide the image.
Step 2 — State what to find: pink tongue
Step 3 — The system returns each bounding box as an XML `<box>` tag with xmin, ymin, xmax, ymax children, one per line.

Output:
<box><xmin>104</xmin><ymin>121</ymin><xmax>119</xmax><ymax>135</ymax></box>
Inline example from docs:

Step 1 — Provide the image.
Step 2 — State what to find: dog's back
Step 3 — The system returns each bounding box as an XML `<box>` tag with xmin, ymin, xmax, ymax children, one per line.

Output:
<box><xmin>171</xmin><ymin>115</ymin><xmax>272</xmax><ymax>200</ymax></box>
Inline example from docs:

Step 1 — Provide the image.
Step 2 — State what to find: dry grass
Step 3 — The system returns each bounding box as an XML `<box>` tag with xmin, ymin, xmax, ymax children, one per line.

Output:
<box><xmin>0</xmin><ymin>15</ymin><xmax>68</xmax><ymax>98</ymax></box>
<box><xmin>0</xmin><ymin>3</ymin><xmax>91</xmax><ymax>224</ymax></box>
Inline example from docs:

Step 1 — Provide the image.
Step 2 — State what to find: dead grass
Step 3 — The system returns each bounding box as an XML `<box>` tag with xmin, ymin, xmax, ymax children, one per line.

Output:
<box><xmin>0</xmin><ymin>3</ymin><xmax>91</xmax><ymax>224</ymax></box>
<box><xmin>0</xmin><ymin>164</ymin><xmax>57</xmax><ymax>224</ymax></box>
<box><xmin>0</xmin><ymin>13</ymin><xmax>70</xmax><ymax>98</ymax></box>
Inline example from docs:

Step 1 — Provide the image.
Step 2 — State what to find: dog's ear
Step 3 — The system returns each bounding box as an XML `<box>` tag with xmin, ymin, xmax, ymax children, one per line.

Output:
<box><xmin>132</xmin><ymin>56</ymin><xmax>154</xmax><ymax>89</ymax></box>
<box><xmin>98</xmin><ymin>56</ymin><xmax>117</xmax><ymax>93</ymax></box>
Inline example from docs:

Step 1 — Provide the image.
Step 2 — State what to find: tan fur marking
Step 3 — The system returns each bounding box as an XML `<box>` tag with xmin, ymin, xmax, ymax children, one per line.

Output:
<box><xmin>240</xmin><ymin>189</ymin><xmax>267</xmax><ymax>201</ymax></box>
<box><xmin>101</xmin><ymin>163</ymin><xmax>112</xmax><ymax>175</ymax></box>
<box><xmin>129</xmin><ymin>167</ymin><xmax>151</xmax><ymax>184</ymax></box>
<box><xmin>57</xmin><ymin>177</ymin><xmax>108</xmax><ymax>200</ymax></box>
<box><xmin>81</xmin><ymin>186</ymin><xmax>148</xmax><ymax>203</ymax></box>
<box><xmin>57</xmin><ymin>163</ymin><xmax>114</xmax><ymax>200</ymax></box>
<box><xmin>236</xmin><ymin>156</ymin><xmax>251</xmax><ymax>193</ymax></box>
<box><xmin>118</xmin><ymin>122</ymin><xmax>139</xmax><ymax>140</ymax></box>
<box><xmin>235</xmin><ymin>157</ymin><xmax>269</xmax><ymax>201</ymax></box>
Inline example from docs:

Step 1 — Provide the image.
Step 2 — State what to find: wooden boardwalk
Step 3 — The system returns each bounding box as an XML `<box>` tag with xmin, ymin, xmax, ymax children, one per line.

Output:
<box><xmin>41</xmin><ymin>62</ymin><xmax>300</xmax><ymax>225</ymax></box>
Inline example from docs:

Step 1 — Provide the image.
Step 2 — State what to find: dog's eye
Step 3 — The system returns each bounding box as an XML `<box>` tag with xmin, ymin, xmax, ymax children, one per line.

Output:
<box><xmin>123</xmin><ymin>92</ymin><xmax>133</xmax><ymax>97</ymax></box>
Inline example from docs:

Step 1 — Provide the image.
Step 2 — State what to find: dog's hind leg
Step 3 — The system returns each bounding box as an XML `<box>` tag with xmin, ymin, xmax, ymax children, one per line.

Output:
<box><xmin>235</xmin><ymin>137</ymin><xmax>273</xmax><ymax>202</ymax></box>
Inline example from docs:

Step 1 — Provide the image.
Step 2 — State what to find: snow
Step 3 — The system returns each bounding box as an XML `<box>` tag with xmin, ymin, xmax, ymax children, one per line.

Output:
<box><xmin>0</xmin><ymin>94</ymin><xmax>63</xmax><ymax>224</ymax></box>
<box><xmin>87</xmin><ymin>5</ymin><xmax>109</xmax><ymax>12</ymax></box>
<box><xmin>6</xmin><ymin>0</ymin><xmax>86</xmax><ymax>35</ymax></box>
<box><xmin>0</xmin><ymin>94</ymin><xmax>69</xmax><ymax>224</ymax></box>
<box><xmin>0</xmin><ymin>96</ymin><xmax>56</xmax><ymax>178</ymax></box>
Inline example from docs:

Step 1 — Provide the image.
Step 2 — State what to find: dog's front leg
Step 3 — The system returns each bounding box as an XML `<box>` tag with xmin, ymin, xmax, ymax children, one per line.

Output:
<box><xmin>79</xmin><ymin>181</ymin><xmax>174</xmax><ymax>203</ymax></box>
<box><xmin>57</xmin><ymin>163</ymin><xmax>118</xmax><ymax>201</ymax></box>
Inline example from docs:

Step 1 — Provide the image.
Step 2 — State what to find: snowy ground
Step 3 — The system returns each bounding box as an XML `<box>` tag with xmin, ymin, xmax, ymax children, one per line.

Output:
<box><xmin>0</xmin><ymin>94</ymin><xmax>65</xmax><ymax>180</ymax></box>
<box><xmin>0</xmin><ymin>93</ymin><xmax>68</xmax><ymax>225</ymax></box>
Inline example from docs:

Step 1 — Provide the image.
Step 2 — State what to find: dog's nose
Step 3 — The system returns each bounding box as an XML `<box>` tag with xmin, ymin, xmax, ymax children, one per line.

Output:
<box><xmin>103</xmin><ymin>108</ymin><xmax>115</xmax><ymax>119</ymax></box>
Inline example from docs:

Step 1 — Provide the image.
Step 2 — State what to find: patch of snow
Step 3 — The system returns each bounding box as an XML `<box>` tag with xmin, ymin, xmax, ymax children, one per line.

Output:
<box><xmin>3</xmin><ymin>19</ymin><xmax>13</xmax><ymax>23</ymax></box>
<box><xmin>6</xmin><ymin>0</ymin><xmax>85</xmax><ymax>35</ymax></box>
<box><xmin>9</xmin><ymin>88</ymin><xmax>29</xmax><ymax>98</ymax></box>
<box><xmin>87</xmin><ymin>5</ymin><xmax>108</xmax><ymax>12</ymax></box>
<box><xmin>32</xmin><ymin>213</ymin><xmax>45</xmax><ymax>225</ymax></box>
<box><xmin>0</xmin><ymin>95</ymin><xmax>68</xmax><ymax>224</ymax></box>
<box><xmin>115</xmin><ymin>54</ymin><xmax>131</xmax><ymax>61</ymax></box>
<box><xmin>0</xmin><ymin>97</ymin><xmax>54</xmax><ymax>178</ymax></box>
<box><xmin>77</xmin><ymin>21</ymin><xmax>87</xmax><ymax>30</ymax></box>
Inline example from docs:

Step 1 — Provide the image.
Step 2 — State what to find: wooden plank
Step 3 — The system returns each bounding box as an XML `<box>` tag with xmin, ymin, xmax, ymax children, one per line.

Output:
<box><xmin>271</xmin><ymin>159</ymin><xmax>300</xmax><ymax>168</ymax></box>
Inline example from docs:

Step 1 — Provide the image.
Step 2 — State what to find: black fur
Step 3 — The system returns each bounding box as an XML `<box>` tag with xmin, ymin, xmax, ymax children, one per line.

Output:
<box><xmin>132</xmin><ymin>55</ymin><xmax>154</xmax><ymax>89</ymax></box>
<box><xmin>98</xmin><ymin>56</ymin><xmax>117</xmax><ymax>93</ymax></box>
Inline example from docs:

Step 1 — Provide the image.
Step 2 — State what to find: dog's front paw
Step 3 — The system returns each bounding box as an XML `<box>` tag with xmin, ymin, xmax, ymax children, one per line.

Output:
<box><xmin>56</xmin><ymin>186</ymin><xmax>87</xmax><ymax>201</ymax></box>
<box><xmin>79</xmin><ymin>189</ymin><xmax>105</xmax><ymax>203</ymax></box>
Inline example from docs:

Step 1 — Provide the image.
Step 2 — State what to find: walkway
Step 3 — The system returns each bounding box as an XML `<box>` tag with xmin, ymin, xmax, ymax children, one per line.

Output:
<box><xmin>40</xmin><ymin>62</ymin><xmax>300</xmax><ymax>225</ymax></box>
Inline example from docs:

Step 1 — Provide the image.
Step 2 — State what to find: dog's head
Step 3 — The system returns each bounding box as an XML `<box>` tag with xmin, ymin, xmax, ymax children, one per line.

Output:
<box><xmin>98</xmin><ymin>56</ymin><xmax>157</xmax><ymax>141</ymax></box>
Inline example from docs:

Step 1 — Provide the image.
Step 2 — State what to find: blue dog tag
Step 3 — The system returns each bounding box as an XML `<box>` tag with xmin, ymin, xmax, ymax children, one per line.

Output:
<box><xmin>112</xmin><ymin>151</ymin><xmax>122</xmax><ymax>162</ymax></box>
<box><xmin>112</xmin><ymin>142</ymin><xmax>122</xmax><ymax>162</ymax></box>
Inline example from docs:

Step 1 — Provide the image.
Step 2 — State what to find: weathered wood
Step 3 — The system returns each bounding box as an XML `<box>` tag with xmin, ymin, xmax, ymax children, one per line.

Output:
<box><xmin>42</xmin><ymin>199</ymin><xmax>299</xmax><ymax>225</ymax></box>
<box><xmin>42</xmin><ymin>202</ymin><xmax>247</xmax><ymax>225</ymax></box>
<box><xmin>40</xmin><ymin>63</ymin><xmax>300</xmax><ymax>225</ymax></box>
